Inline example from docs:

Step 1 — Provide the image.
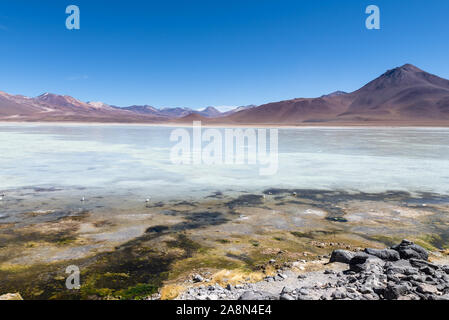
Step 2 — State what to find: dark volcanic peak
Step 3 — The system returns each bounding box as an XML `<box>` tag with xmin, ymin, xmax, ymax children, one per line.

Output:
<box><xmin>396</xmin><ymin>63</ymin><xmax>423</xmax><ymax>72</ymax></box>
<box><xmin>221</xmin><ymin>64</ymin><xmax>449</xmax><ymax>124</ymax></box>
<box><xmin>343</xmin><ymin>63</ymin><xmax>449</xmax><ymax>119</ymax></box>
<box><xmin>359</xmin><ymin>63</ymin><xmax>449</xmax><ymax>92</ymax></box>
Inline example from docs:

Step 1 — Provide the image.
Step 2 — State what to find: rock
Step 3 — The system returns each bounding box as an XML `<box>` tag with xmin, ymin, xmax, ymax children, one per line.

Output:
<box><xmin>384</xmin><ymin>284</ymin><xmax>409</xmax><ymax>300</ymax></box>
<box><xmin>404</xmin><ymin>267</ymin><xmax>419</xmax><ymax>275</ymax></box>
<box><xmin>349</xmin><ymin>252</ymin><xmax>370</xmax><ymax>265</ymax></box>
<box><xmin>364</xmin><ymin>248</ymin><xmax>400</xmax><ymax>261</ymax></box>
<box><xmin>281</xmin><ymin>286</ymin><xmax>293</xmax><ymax>294</ymax></box>
<box><xmin>349</xmin><ymin>254</ymin><xmax>384</xmax><ymax>273</ymax></box>
<box><xmin>397</xmin><ymin>294</ymin><xmax>420</xmax><ymax>300</ymax></box>
<box><xmin>409</xmin><ymin>258</ymin><xmax>439</xmax><ymax>270</ymax></box>
<box><xmin>408</xmin><ymin>275</ymin><xmax>426</xmax><ymax>283</ymax></box>
<box><xmin>329</xmin><ymin>249</ymin><xmax>355</xmax><ymax>264</ymax></box>
<box><xmin>179</xmin><ymin>239</ymin><xmax>441</xmax><ymax>301</ymax></box>
<box><xmin>238</xmin><ymin>291</ymin><xmax>278</xmax><ymax>300</ymax></box>
<box><xmin>298</xmin><ymin>288</ymin><xmax>309</xmax><ymax>296</ymax></box>
<box><xmin>387</xmin><ymin>274</ymin><xmax>402</xmax><ymax>283</ymax></box>
<box><xmin>417</xmin><ymin>284</ymin><xmax>438</xmax><ymax>295</ymax></box>
<box><xmin>391</xmin><ymin>240</ymin><xmax>428</xmax><ymax>261</ymax></box>
<box><xmin>440</xmin><ymin>265</ymin><xmax>449</xmax><ymax>275</ymax></box>
<box><xmin>297</xmin><ymin>295</ymin><xmax>314</xmax><ymax>300</ymax></box>
<box><xmin>420</xmin><ymin>266</ymin><xmax>436</xmax><ymax>276</ymax></box>
<box><xmin>0</xmin><ymin>293</ymin><xmax>23</xmax><ymax>300</ymax></box>
<box><xmin>347</xmin><ymin>293</ymin><xmax>360</xmax><ymax>300</ymax></box>
<box><xmin>280</xmin><ymin>293</ymin><xmax>295</xmax><ymax>300</ymax></box>
<box><xmin>192</xmin><ymin>274</ymin><xmax>204</xmax><ymax>283</ymax></box>
<box><xmin>360</xmin><ymin>286</ymin><xmax>374</xmax><ymax>294</ymax></box>
<box><xmin>331</xmin><ymin>290</ymin><xmax>347</xmax><ymax>300</ymax></box>
<box><xmin>347</xmin><ymin>287</ymin><xmax>357</xmax><ymax>293</ymax></box>
<box><xmin>277</xmin><ymin>273</ymin><xmax>288</xmax><ymax>280</ymax></box>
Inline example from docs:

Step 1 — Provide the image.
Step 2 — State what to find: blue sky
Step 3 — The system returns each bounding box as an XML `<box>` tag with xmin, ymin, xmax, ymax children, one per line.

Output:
<box><xmin>0</xmin><ymin>0</ymin><xmax>448</xmax><ymax>109</ymax></box>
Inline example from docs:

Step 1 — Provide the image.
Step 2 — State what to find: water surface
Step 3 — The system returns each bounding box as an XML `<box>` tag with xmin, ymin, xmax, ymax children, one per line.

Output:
<box><xmin>0</xmin><ymin>124</ymin><xmax>448</xmax><ymax>205</ymax></box>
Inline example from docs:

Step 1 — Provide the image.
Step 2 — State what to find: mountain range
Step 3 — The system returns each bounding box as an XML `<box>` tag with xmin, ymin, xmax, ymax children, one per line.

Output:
<box><xmin>1</xmin><ymin>64</ymin><xmax>449</xmax><ymax>125</ymax></box>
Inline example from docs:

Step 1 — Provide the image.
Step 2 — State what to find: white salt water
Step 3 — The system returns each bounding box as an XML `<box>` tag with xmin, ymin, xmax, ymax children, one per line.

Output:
<box><xmin>0</xmin><ymin>123</ymin><xmax>448</xmax><ymax>205</ymax></box>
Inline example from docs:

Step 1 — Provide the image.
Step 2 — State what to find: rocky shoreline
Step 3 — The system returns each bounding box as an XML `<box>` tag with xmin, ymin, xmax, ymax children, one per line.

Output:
<box><xmin>178</xmin><ymin>240</ymin><xmax>449</xmax><ymax>300</ymax></box>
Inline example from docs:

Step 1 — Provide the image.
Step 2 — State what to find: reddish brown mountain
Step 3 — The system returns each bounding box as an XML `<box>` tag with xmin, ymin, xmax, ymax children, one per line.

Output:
<box><xmin>218</xmin><ymin>64</ymin><xmax>449</xmax><ymax>125</ymax></box>
<box><xmin>1</xmin><ymin>64</ymin><xmax>449</xmax><ymax>125</ymax></box>
<box><xmin>0</xmin><ymin>92</ymin><xmax>164</xmax><ymax>122</ymax></box>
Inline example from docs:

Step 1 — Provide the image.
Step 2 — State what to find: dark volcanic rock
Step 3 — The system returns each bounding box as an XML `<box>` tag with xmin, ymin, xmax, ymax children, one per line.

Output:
<box><xmin>349</xmin><ymin>253</ymin><xmax>385</xmax><ymax>273</ymax></box>
<box><xmin>181</xmin><ymin>239</ymin><xmax>448</xmax><ymax>301</ymax></box>
<box><xmin>384</xmin><ymin>284</ymin><xmax>409</xmax><ymax>300</ymax></box>
<box><xmin>364</xmin><ymin>248</ymin><xmax>400</xmax><ymax>261</ymax></box>
<box><xmin>391</xmin><ymin>240</ymin><xmax>428</xmax><ymax>261</ymax></box>
<box><xmin>409</xmin><ymin>258</ymin><xmax>439</xmax><ymax>270</ymax></box>
<box><xmin>329</xmin><ymin>249</ymin><xmax>355</xmax><ymax>264</ymax></box>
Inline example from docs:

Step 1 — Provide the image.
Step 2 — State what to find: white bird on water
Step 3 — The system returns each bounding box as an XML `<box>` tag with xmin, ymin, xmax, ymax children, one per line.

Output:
<box><xmin>145</xmin><ymin>198</ymin><xmax>151</xmax><ymax>203</ymax></box>
<box><xmin>81</xmin><ymin>197</ymin><xmax>85</xmax><ymax>202</ymax></box>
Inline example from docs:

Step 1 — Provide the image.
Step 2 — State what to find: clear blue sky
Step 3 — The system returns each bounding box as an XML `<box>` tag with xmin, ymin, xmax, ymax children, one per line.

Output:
<box><xmin>0</xmin><ymin>0</ymin><xmax>448</xmax><ymax>109</ymax></box>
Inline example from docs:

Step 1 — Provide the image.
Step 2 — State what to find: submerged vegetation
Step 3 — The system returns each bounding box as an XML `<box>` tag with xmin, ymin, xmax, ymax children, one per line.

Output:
<box><xmin>1</xmin><ymin>189</ymin><xmax>448</xmax><ymax>299</ymax></box>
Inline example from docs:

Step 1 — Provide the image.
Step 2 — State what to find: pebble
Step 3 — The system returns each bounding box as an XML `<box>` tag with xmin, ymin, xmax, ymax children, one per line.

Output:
<box><xmin>192</xmin><ymin>274</ymin><xmax>204</xmax><ymax>283</ymax></box>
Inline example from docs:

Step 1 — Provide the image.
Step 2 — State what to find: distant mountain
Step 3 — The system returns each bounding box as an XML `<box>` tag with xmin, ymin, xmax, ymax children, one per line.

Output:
<box><xmin>222</xmin><ymin>94</ymin><xmax>350</xmax><ymax>124</ymax></box>
<box><xmin>0</xmin><ymin>91</ymin><xmax>48</xmax><ymax>117</ymax></box>
<box><xmin>194</xmin><ymin>106</ymin><xmax>222</xmax><ymax>118</ymax></box>
<box><xmin>87</xmin><ymin>101</ymin><xmax>116</xmax><ymax>109</ymax></box>
<box><xmin>173</xmin><ymin>113</ymin><xmax>210</xmax><ymax>123</ymax></box>
<box><xmin>220</xmin><ymin>105</ymin><xmax>258</xmax><ymax>117</ymax></box>
<box><xmin>159</xmin><ymin>107</ymin><xmax>193</xmax><ymax>118</ymax></box>
<box><xmin>122</xmin><ymin>105</ymin><xmax>196</xmax><ymax>118</ymax></box>
<box><xmin>321</xmin><ymin>91</ymin><xmax>348</xmax><ymax>98</ymax></box>
<box><xmin>1</xmin><ymin>64</ymin><xmax>449</xmax><ymax>125</ymax></box>
<box><xmin>0</xmin><ymin>92</ymin><xmax>163</xmax><ymax>122</ymax></box>
<box><xmin>217</xmin><ymin>64</ymin><xmax>449</xmax><ymax>125</ymax></box>
<box><xmin>340</xmin><ymin>64</ymin><xmax>449</xmax><ymax>121</ymax></box>
<box><xmin>122</xmin><ymin>105</ymin><xmax>160</xmax><ymax>115</ymax></box>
